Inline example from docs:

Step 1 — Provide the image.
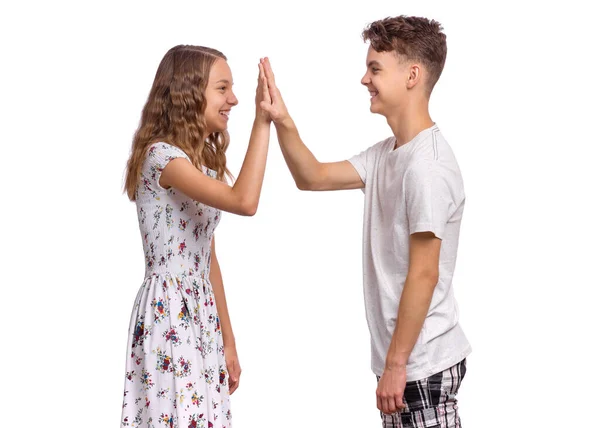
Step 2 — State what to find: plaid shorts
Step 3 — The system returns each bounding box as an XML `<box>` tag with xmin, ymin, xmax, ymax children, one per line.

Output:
<box><xmin>376</xmin><ymin>359</ymin><xmax>467</xmax><ymax>428</ymax></box>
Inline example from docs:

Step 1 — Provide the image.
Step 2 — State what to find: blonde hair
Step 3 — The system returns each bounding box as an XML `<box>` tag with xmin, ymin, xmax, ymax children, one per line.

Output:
<box><xmin>124</xmin><ymin>45</ymin><xmax>233</xmax><ymax>200</ymax></box>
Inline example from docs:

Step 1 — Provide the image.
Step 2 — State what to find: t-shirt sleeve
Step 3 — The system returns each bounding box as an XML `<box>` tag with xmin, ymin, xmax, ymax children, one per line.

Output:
<box><xmin>348</xmin><ymin>139</ymin><xmax>389</xmax><ymax>186</ymax></box>
<box><xmin>404</xmin><ymin>161</ymin><xmax>456</xmax><ymax>240</ymax></box>
<box><xmin>145</xmin><ymin>142</ymin><xmax>190</xmax><ymax>190</ymax></box>
<box><xmin>347</xmin><ymin>149</ymin><xmax>368</xmax><ymax>185</ymax></box>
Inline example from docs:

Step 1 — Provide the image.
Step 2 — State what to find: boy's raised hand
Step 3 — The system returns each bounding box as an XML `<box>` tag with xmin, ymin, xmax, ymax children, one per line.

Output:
<box><xmin>259</xmin><ymin>58</ymin><xmax>291</xmax><ymax>125</ymax></box>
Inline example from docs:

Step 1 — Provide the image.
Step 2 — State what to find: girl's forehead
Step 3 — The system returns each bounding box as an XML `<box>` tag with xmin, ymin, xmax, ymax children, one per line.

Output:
<box><xmin>209</xmin><ymin>58</ymin><xmax>233</xmax><ymax>81</ymax></box>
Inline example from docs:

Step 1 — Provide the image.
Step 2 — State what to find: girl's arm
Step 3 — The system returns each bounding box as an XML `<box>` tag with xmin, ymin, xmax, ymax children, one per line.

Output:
<box><xmin>160</xmin><ymin>61</ymin><xmax>272</xmax><ymax>216</ymax></box>
<box><xmin>210</xmin><ymin>235</ymin><xmax>241</xmax><ymax>394</ymax></box>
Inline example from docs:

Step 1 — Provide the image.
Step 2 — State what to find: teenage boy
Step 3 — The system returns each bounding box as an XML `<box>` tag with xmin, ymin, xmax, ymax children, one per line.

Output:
<box><xmin>260</xmin><ymin>15</ymin><xmax>471</xmax><ymax>427</ymax></box>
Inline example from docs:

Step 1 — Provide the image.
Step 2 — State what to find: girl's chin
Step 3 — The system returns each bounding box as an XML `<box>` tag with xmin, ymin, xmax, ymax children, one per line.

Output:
<box><xmin>205</xmin><ymin>124</ymin><xmax>227</xmax><ymax>135</ymax></box>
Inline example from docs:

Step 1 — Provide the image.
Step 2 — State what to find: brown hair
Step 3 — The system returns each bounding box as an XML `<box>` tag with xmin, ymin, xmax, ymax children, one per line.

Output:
<box><xmin>362</xmin><ymin>16</ymin><xmax>447</xmax><ymax>95</ymax></box>
<box><xmin>124</xmin><ymin>45</ymin><xmax>233</xmax><ymax>200</ymax></box>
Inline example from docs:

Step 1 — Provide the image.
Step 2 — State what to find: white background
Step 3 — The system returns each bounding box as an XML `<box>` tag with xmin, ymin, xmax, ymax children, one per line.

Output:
<box><xmin>2</xmin><ymin>0</ymin><xmax>599</xmax><ymax>426</ymax></box>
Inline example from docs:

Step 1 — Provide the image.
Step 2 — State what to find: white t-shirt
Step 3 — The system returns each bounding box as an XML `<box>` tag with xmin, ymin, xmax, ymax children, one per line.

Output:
<box><xmin>348</xmin><ymin>124</ymin><xmax>471</xmax><ymax>381</ymax></box>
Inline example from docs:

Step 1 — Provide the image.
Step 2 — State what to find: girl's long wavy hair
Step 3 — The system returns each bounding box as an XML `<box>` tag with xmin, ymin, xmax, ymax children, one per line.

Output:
<box><xmin>124</xmin><ymin>45</ymin><xmax>233</xmax><ymax>201</ymax></box>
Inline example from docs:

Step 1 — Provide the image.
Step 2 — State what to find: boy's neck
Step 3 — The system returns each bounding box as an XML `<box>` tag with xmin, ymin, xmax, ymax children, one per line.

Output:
<box><xmin>386</xmin><ymin>102</ymin><xmax>435</xmax><ymax>149</ymax></box>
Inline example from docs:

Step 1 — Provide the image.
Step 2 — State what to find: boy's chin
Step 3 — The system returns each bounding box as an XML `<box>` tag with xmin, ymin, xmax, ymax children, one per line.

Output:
<box><xmin>369</xmin><ymin>104</ymin><xmax>385</xmax><ymax>115</ymax></box>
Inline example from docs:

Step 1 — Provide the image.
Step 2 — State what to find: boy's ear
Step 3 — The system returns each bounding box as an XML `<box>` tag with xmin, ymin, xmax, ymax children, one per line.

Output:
<box><xmin>406</xmin><ymin>64</ymin><xmax>422</xmax><ymax>89</ymax></box>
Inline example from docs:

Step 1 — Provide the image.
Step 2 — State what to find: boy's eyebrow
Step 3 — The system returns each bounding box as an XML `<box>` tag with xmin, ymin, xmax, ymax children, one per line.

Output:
<box><xmin>214</xmin><ymin>79</ymin><xmax>231</xmax><ymax>84</ymax></box>
<box><xmin>367</xmin><ymin>60</ymin><xmax>383</xmax><ymax>68</ymax></box>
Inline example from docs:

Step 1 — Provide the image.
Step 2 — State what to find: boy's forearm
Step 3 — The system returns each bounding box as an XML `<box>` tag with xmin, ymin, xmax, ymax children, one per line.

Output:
<box><xmin>385</xmin><ymin>274</ymin><xmax>437</xmax><ymax>368</ymax></box>
<box><xmin>275</xmin><ymin>117</ymin><xmax>321</xmax><ymax>189</ymax></box>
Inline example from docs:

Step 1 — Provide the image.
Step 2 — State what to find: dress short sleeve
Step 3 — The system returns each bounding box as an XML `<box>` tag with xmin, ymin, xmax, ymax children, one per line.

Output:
<box><xmin>139</xmin><ymin>142</ymin><xmax>190</xmax><ymax>196</ymax></box>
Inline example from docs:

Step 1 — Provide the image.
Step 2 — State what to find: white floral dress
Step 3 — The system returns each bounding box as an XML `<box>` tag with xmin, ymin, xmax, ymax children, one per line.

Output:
<box><xmin>121</xmin><ymin>142</ymin><xmax>231</xmax><ymax>428</ymax></box>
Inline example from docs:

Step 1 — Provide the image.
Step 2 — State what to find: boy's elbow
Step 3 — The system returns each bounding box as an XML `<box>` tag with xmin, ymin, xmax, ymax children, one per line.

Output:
<box><xmin>296</xmin><ymin>171</ymin><xmax>323</xmax><ymax>191</ymax></box>
<box><xmin>418</xmin><ymin>270</ymin><xmax>440</xmax><ymax>288</ymax></box>
<box><xmin>296</xmin><ymin>180</ymin><xmax>312</xmax><ymax>191</ymax></box>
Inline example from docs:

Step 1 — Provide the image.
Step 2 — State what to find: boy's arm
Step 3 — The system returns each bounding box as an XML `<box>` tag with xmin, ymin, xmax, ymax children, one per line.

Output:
<box><xmin>376</xmin><ymin>232</ymin><xmax>441</xmax><ymax>415</ymax></box>
<box><xmin>260</xmin><ymin>58</ymin><xmax>364</xmax><ymax>191</ymax></box>
<box><xmin>377</xmin><ymin>160</ymin><xmax>451</xmax><ymax>414</ymax></box>
<box><xmin>275</xmin><ymin>116</ymin><xmax>364</xmax><ymax>190</ymax></box>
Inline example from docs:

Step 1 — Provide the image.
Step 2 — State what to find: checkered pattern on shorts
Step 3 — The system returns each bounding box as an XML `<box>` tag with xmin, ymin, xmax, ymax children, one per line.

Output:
<box><xmin>377</xmin><ymin>359</ymin><xmax>467</xmax><ymax>428</ymax></box>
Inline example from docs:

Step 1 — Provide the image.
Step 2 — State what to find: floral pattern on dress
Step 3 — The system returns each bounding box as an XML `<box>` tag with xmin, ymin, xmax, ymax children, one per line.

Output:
<box><xmin>122</xmin><ymin>143</ymin><xmax>229</xmax><ymax>428</ymax></box>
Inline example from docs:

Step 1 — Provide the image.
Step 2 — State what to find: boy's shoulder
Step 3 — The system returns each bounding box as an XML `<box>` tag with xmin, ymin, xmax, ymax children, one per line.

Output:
<box><xmin>405</xmin><ymin>128</ymin><xmax>458</xmax><ymax>166</ymax></box>
<box><xmin>365</xmin><ymin>136</ymin><xmax>395</xmax><ymax>154</ymax></box>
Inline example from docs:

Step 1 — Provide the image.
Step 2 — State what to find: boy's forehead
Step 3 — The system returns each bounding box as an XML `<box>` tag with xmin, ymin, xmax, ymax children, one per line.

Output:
<box><xmin>365</xmin><ymin>46</ymin><xmax>396</xmax><ymax>65</ymax></box>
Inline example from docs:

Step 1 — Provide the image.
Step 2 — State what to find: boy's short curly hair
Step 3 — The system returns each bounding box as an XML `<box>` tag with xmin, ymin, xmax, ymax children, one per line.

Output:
<box><xmin>362</xmin><ymin>16</ymin><xmax>447</xmax><ymax>95</ymax></box>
